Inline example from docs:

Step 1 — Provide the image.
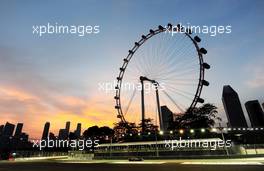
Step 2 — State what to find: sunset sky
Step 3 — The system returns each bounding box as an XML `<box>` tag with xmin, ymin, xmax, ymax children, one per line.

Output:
<box><xmin>0</xmin><ymin>0</ymin><xmax>263</xmax><ymax>138</ymax></box>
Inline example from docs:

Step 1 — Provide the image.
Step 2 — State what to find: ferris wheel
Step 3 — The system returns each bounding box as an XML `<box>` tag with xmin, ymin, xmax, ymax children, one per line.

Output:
<box><xmin>114</xmin><ymin>23</ymin><xmax>210</xmax><ymax>132</ymax></box>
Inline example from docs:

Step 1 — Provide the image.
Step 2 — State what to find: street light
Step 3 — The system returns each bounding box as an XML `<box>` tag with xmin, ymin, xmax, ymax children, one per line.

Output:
<box><xmin>179</xmin><ymin>129</ymin><xmax>184</xmax><ymax>134</ymax></box>
<box><xmin>190</xmin><ymin>129</ymin><xmax>194</xmax><ymax>134</ymax></box>
<box><xmin>169</xmin><ymin>130</ymin><xmax>173</xmax><ymax>134</ymax></box>
<box><xmin>211</xmin><ymin>128</ymin><xmax>217</xmax><ymax>132</ymax></box>
<box><xmin>159</xmin><ymin>131</ymin><xmax>164</xmax><ymax>135</ymax></box>
<box><xmin>201</xmin><ymin>128</ymin><xmax>205</xmax><ymax>133</ymax></box>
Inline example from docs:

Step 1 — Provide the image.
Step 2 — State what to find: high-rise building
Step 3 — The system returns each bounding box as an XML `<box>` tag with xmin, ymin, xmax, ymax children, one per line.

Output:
<box><xmin>42</xmin><ymin>122</ymin><xmax>50</xmax><ymax>140</ymax></box>
<box><xmin>14</xmin><ymin>123</ymin><xmax>23</xmax><ymax>137</ymax></box>
<box><xmin>49</xmin><ymin>132</ymin><xmax>56</xmax><ymax>140</ymax></box>
<box><xmin>20</xmin><ymin>132</ymin><xmax>29</xmax><ymax>141</ymax></box>
<box><xmin>0</xmin><ymin>125</ymin><xmax>4</xmax><ymax>135</ymax></box>
<box><xmin>65</xmin><ymin>121</ymin><xmax>70</xmax><ymax>137</ymax></box>
<box><xmin>2</xmin><ymin>122</ymin><xmax>15</xmax><ymax>137</ymax></box>
<box><xmin>58</xmin><ymin>129</ymin><xmax>68</xmax><ymax>140</ymax></box>
<box><xmin>245</xmin><ymin>100</ymin><xmax>264</xmax><ymax>127</ymax></box>
<box><xmin>74</xmin><ymin>123</ymin><xmax>81</xmax><ymax>138</ymax></box>
<box><xmin>160</xmin><ymin>106</ymin><xmax>174</xmax><ymax>131</ymax></box>
<box><xmin>222</xmin><ymin>85</ymin><xmax>248</xmax><ymax>127</ymax></box>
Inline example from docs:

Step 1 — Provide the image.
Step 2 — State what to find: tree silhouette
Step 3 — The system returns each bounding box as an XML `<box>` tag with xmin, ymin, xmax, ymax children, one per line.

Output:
<box><xmin>99</xmin><ymin>126</ymin><xmax>114</xmax><ymax>137</ymax></box>
<box><xmin>138</xmin><ymin>118</ymin><xmax>158</xmax><ymax>133</ymax></box>
<box><xmin>83</xmin><ymin>126</ymin><xmax>100</xmax><ymax>138</ymax></box>
<box><xmin>113</xmin><ymin>121</ymin><xmax>137</xmax><ymax>141</ymax></box>
<box><xmin>173</xmin><ymin>103</ymin><xmax>221</xmax><ymax>129</ymax></box>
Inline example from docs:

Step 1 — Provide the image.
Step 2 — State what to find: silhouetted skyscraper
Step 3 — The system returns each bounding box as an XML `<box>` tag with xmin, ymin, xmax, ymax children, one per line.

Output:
<box><xmin>42</xmin><ymin>122</ymin><xmax>50</xmax><ymax>140</ymax></box>
<box><xmin>161</xmin><ymin>106</ymin><xmax>174</xmax><ymax>131</ymax></box>
<box><xmin>245</xmin><ymin>100</ymin><xmax>264</xmax><ymax>127</ymax></box>
<box><xmin>74</xmin><ymin>123</ymin><xmax>81</xmax><ymax>138</ymax></box>
<box><xmin>58</xmin><ymin>129</ymin><xmax>68</xmax><ymax>140</ymax></box>
<box><xmin>49</xmin><ymin>132</ymin><xmax>56</xmax><ymax>140</ymax></box>
<box><xmin>14</xmin><ymin>123</ymin><xmax>23</xmax><ymax>137</ymax></box>
<box><xmin>0</xmin><ymin>125</ymin><xmax>4</xmax><ymax>135</ymax></box>
<box><xmin>222</xmin><ymin>85</ymin><xmax>248</xmax><ymax>127</ymax></box>
<box><xmin>20</xmin><ymin>132</ymin><xmax>29</xmax><ymax>141</ymax></box>
<box><xmin>65</xmin><ymin>121</ymin><xmax>70</xmax><ymax>137</ymax></box>
<box><xmin>2</xmin><ymin>122</ymin><xmax>15</xmax><ymax>137</ymax></box>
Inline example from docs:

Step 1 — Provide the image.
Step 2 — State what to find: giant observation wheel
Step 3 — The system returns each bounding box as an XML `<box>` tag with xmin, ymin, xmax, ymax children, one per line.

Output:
<box><xmin>114</xmin><ymin>23</ymin><xmax>210</xmax><ymax>131</ymax></box>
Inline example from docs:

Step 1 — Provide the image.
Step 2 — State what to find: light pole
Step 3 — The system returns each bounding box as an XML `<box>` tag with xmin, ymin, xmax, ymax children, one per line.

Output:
<box><xmin>140</xmin><ymin>77</ymin><xmax>145</xmax><ymax>133</ymax></box>
<box><xmin>109</xmin><ymin>136</ymin><xmax>112</xmax><ymax>158</ymax></box>
<box><xmin>219</xmin><ymin>123</ymin><xmax>229</xmax><ymax>156</ymax></box>
<box><xmin>154</xmin><ymin>83</ymin><xmax>163</xmax><ymax>131</ymax></box>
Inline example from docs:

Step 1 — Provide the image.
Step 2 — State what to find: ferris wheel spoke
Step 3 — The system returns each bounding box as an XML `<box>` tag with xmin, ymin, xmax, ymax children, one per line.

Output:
<box><xmin>160</xmin><ymin>79</ymin><xmax>198</xmax><ymax>86</ymax></box>
<box><xmin>166</xmin><ymin>82</ymin><xmax>197</xmax><ymax>87</ymax></box>
<box><xmin>152</xmin><ymin>33</ymin><xmax>163</xmax><ymax>65</ymax></box>
<box><xmin>158</xmin><ymin>71</ymin><xmax>197</xmax><ymax>81</ymax></box>
<box><xmin>156</xmin><ymin>67</ymin><xmax>198</xmax><ymax>80</ymax></box>
<box><xmin>143</xmin><ymin>41</ymin><xmax>153</xmax><ymax>75</ymax></box>
<box><xmin>158</xmin><ymin>37</ymin><xmax>183</xmax><ymax>66</ymax></box>
<box><xmin>165</xmin><ymin>84</ymin><xmax>196</xmax><ymax>97</ymax></box>
<box><xmin>169</xmin><ymin>54</ymin><xmax>196</xmax><ymax>71</ymax></box>
<box><xmin>158</xmin><ymin>36</ymin><xmax>190</xmax><ymax>69</ymax></box>
<box><xmin>166</xmin><ymin>39</ymin><xmax>192</xmax><ymax>61</ymax></box>
<box><xmin>161</xmin><ymin>90</ymin><xmax>185</xmax><ymax>113</ymax></box>
<box><xmin>135</xmin><ymin>54</ymin><xmax>150</xmax><ymax>76</ymax></box>
<box><xmin>151</xmin><ymin>62</ymin><xmax>198</xmax><ymax>79</ymax></box>
<box><xmin>152</xmin><ymin>36</ymin><xmax>182</xmax><ymax>69</ymax></box>
<box><xmin>124</xmin><ymin>88</ymin><xmax>138</xmax><ymax>116</ymax></box>
<box><xmin>151</xmin><ymin>52</ymin><xmax>198</xmax><ymax>78</ymax></box>
<box><xmin>159</xmin><ymin>75</ymin><xmax>197</xmax><ymax>81</ymax></box>
<box><xmin>166</xmin><ymin>87</ymin><xmax>194</xmax><ymax>101</ymax></box>
<box><xmin>166</xmin><ymin>41</ymin><xmax>193</xmax><ymax>64</ymax></box>
<box><xmin>129</xmin><ymin>59</ymin><xmax>145</xmax><ymax>76</ymax></box>
<box><xmin>133</xmin><ymin>46</ymin><xmax>150</xmax><ymax>75</ymax></box>
<box><xmin>163</xmin><ymin>34</ymin><xmax>187</xmax><ymax>58</ymax></box>
<box><xmin>165</xmin><ymin>86</ymin><xmax>197</xmax><ymax>96</ymax></box>
<box><xmin>172</xmin><ymin>53</ymin><xmax>198</xmax><ymax>68</ymax></box>
<box><xmin>148</xmin><ymin>41</ymin><xmax>159</xmax><ymax>77</ymax></box>
<box><xmin>173</xmin><ymin>42</ymin><xmax>195</xmax><ymax>59</ymax></box>
<box><xmin>156</xmin><ymin>33</ymin><xmax>170</xmax><ymax>62</ymax></box>
<box><xmin>125</xmin><ymin>73</ymin><xmax>141</xmax><ymax>84</ymax></box>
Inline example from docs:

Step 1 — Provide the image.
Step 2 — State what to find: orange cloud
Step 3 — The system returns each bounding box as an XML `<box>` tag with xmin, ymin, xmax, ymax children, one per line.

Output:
<box><xmin>0</xmin><ymin>85</ymin><xmax>118</xmax><ymax>139</ymax></box>
<box><xmin>0</xmin><ymin>86</ymin><xmax>38</xmax><ymax>101</ymax></box>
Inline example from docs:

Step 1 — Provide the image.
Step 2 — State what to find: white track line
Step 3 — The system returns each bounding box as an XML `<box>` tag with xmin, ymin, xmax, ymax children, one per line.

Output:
<box><xmin>181</xmin><ymin>161</ymin><xmax>263</xmax><ymax>165</ymax></box>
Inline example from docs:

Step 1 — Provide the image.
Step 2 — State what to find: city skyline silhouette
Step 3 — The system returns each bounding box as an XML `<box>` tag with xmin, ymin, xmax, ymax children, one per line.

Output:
<box><xmin>0</xmin><ymin>0</ymin><xmax>263</xmax><ymax>138</ymax></box>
